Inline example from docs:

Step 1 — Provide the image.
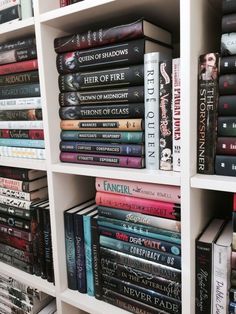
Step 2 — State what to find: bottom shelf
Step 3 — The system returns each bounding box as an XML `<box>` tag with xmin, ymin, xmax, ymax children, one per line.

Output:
<box><xmin>0</xmin><ymin>261</ymin><xmax>56</xmax><ymax>297</ymax></box>
<box><xmin>60</xmin><ymin>289</ymin><xmax>129</xmax><ymax>314</ymax></box>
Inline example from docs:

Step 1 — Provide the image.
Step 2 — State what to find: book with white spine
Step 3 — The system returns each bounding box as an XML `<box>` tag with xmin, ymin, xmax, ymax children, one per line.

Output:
<box><xmin>0</xmin><ymin>97</ymin><xmax>41</xmax><ymax>110</ymax></box>
<box><xmin>0</xmin><ymin>146</ymin><xmax>45</xmax><ymax>159</ymax></box>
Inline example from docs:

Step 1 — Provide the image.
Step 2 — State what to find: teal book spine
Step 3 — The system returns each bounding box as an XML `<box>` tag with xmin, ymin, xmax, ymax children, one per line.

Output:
<box><xmin>0</xmin><ymin>138</ymin><xmax>45</xmax><ymax>148</ymax></box>
<box><xmin>83</xmin><ymin>215</ymin><xmax>94</xmax><ymax>296</ymax></box>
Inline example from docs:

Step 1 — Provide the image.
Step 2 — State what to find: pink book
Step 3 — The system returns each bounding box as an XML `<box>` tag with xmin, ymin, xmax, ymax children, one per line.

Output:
<box><xmin>60</xmin><ymin>152</ymin><xmax>144</xmax><ymax>168</ymax></box>
<box><xmin>95</xmin><ymin>191</ymin><xmax>180</xmax><ymax>220</ymax></box>
<box><xmin>0</xmin><ymin>59</ymin><xmax>38</xmax><ymax>75</ymax></box>
<box><xmin>96</xmin><ymin>177</ymin><xmax>181</xmax><ymax>204</ymax></box>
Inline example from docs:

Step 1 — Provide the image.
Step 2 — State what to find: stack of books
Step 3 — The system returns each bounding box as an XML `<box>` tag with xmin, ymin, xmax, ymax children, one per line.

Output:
<box><xmin>0</xmin><ymin>272</ymin><xmax>55</xmax><ymax>313</ymax></box>
<box><xmin>95</xmin><ymin>177</ymin><xmax>181</xmax><ymax>313</ymax></box>
<box><xmin>0</xmin><ymin>0</ymin><xmax>33</xmax><ymax>25</ymax></box>
<box><xmin>0</xmin><ymin>36</ymin><xmax>45</xmax><ymax>160</ymax></box>
<box><xmin>60</xmin><ymin>0</ymin><xmax>84</xmax><ymax>7</ymax></box>
<box><xmin>0</xmin><ymin>166</ymin><xmax>54</xmax><ymax>282</ymax></box>
<box><xmin>55</xmin><ymin>18</ymin><xmax>172</xmax><ymax>168</ymax></box>
<box><xmin>231</xmin><ymin>194</ymin><xmax>236</xmax><ymax>313</ymax></box>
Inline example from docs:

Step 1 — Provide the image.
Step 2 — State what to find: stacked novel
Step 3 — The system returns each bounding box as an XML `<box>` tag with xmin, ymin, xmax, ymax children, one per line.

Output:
<box><xmin>0</xmin><ymin>272</ymin><xmax>55</xmax><ymax>313</ymax></box>
<box><xmin>0</xmin><ymin>35</ymin><xmax>44</xmax><ymax>160</ymax></box>
<box><xmin>214</xmin><ymin>1</ymin><xmax>236</xmax><ymax>176</ymax></box>
<box><xmin>95</xmin><ymin>177</ymin><xmax>182</xmax><ymax>313</ymax></box>
<box><xmin>0</xmin><ymin>166</ymin><xmax>54</xmax><ymax>282</ymax></box>
<box><xmin>55</xmin><ymin>18</ymin><xmax>172</xmax><ymax>168</ymax></box>
<box><xmin>60</xmin><ymin>0</ymin><xmax>84</xmax><ymax>6</ymax></box>
<box><xmin>0</xmin><ymin>0</ymin><xmax>33</xmax><ymax>24</ymax></box>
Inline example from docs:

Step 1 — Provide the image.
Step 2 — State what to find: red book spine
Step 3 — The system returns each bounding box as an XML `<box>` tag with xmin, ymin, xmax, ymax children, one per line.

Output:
<box><xmin>95</xmin><ymin>191</ymin><xmax>180</xmax><ymax>220</ymax></box>
<box><xmin>60</xmin><ymin>0</ymin><xmax>69</xmax><ymax>6</ymax></box>
<box><xmin>0</xmin><ymin>177</ymin><xmax>23</xmax><ymax>191</ymax></box>
<box><xmin>0</xmin><ymin>129</ymin><xmax>44</xmax><ymax>140</ymax></box>
<box><xmin>0</xmin><ymin>59</ymin><xmax>38</xmax><ymax>75</ymax></box>
<box><xmin>216</xmin><ymin>137</ymin><xmax>236</xmax><ymax>155</ymax></box>
<box><xmin>0</xmin><ymin>231</ymin><xmax>32</xmax><ymax>252</ymax></box>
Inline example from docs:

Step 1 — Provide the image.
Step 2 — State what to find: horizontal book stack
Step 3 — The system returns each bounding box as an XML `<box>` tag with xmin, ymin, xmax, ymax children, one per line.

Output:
<box><xmin>0</xmin><ymin>35</ymin><xmax>45</xmax><ymax>160</ymax></box>
<box><xmin>195</xmin><ymin>218</ymin><xmax>232</xmax><ymax>314</ymax></box>
<box><xmin>55</xmin><ymin>18</ymin><xmax>172</xmax><ymax>168</ymax></box>
<box><xmin>0</xmin><ymin>272</ymin><xmax>55</xmax><ymax>314</ymax></box>
<box><xmin>0</xmin><ymin>166</ymin><xmax>54</xmax><ymax>283</ymax></box>
<box><xmin>95</xmin><ymin>177</ymin><xmax>182</xmax><ymax>313</ymax></box>
<box><xmin>230</xmin><ymin>194</ymin><xmax>236</xmax><ymax>313</ymax></box>
<box><xmin>0</xmin><ymin>0</ymin><xmax>33</xmax><ymax>24</ymax></box>
<box><xmin>60</xmin><ymin>0</ymin><xmax>84</xmax><ymax>7</ymax></box>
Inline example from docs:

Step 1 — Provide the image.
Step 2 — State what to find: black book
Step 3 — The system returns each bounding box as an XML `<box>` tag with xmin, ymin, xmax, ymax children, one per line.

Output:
<box><xmin>0</xmin><ymin>83</ymin><xmax>40</xmax><ymax>99</ymax></box>
<box><xmin>43</xmin><ymin>205</ymin><xmax>54</xmax><ymax>283</ymax></box>
<box><xmin>0</xmin><ymin>37</ymin><xmax>35</xmax><ymax>53</ymax></box>
<box><xmin>219</xmin><ymin>74</ymin><xmax>236</xmax><ymax>95</ymax></box>
<box><xmin>218</xmin><ymin>95</ymin><xmax>236</xmax><ymax>115</ymax></box>
<box><xmin>220</xmin><ymin>56</ymin><xmax>236</xmax><ymax>74</ymax></box>
<box><xmin>215</xmin><ymin>155</ymin><xmax>236</xmax><ymax>176</ymax></box>
<box><xmin>222</xmin><ymin>14</ymin><xmax>236</xmax><ymax>33</ymax></box>
<box><xmin>0</xmin><ymin>70</ymin><xmax>39</xmax><ymax>86</ymax></box>
<box><xmin>0</xmin><ymin>5</ymin><xmax>21</xmax><ymax>24</ymax></box>
<box><xmin>222</xmin><ymin>0</ymin><xmax>236</xmax><ymax>14</ymax></box>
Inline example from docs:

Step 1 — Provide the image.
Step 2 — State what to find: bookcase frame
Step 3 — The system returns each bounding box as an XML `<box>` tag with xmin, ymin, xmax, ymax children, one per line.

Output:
<box><xmin>0</xmin><ymin>0</ymin><xmax>224</xmax><ymax>313</ymax></box>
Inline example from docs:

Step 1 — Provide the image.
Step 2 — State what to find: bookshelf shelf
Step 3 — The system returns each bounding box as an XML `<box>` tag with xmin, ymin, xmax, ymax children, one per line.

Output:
<box><xmin>0</xmin><ymin>261</ymin><xmax>56</xmax><ymax>297</ymax></box>
<box><xmin>191</xmin><ymin>174</ymin><xmax>236</xmax><ymax>193</ymax></box>
<box><xmin>0</xmin><ymin>17</ymin><xmax>35</xmax><ymax>41</ymax></box>
<box><xmin>0</xmin><ymin>157</ymin><xmax>47</xmax><ymax>170</ymax></box>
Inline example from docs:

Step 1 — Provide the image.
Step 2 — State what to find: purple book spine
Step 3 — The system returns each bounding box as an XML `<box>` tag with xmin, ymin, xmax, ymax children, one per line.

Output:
<box><xmin>60</xmin><ymin>152</ymin><xmax>144</xmax><ymax>168</ymax></box>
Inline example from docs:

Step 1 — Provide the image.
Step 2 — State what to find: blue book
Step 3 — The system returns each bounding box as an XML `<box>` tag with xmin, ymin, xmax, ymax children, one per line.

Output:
<box><xmin>64</xmin><ymin>199</ymin><xmax>95</xmax><ymax>291</ymax></box>
<box><xmin>83</xmin><ymin>208</ymin><xmax>98</xmax><ymax>296</ymax></box>
<box><xmin>74</xmin><ymin>201</ymin><xmax>96</xmax><ymax>293</ymax></box>
<box><xmin>0</xmin><ymin>138</ymin><xmax>45</xmax><ymax>148</ymax></box>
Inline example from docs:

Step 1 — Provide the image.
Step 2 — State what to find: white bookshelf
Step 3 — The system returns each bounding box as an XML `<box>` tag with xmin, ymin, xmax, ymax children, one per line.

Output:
<box><xmin>0</xmin><ymin>0</ymin><xmax>227</xmax><ymax>313</ymax></box>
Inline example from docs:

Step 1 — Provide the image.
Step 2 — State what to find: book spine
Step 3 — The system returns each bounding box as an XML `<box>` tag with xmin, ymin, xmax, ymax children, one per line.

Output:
<box><xmin>220</xmin><ymin>56</ymin><xmax>236</xmax><ymax>74</ymax></box>
<box><xmin>74</xmin><ymin>212</ymin><xmax>87</xmax><ymax>293</ymax></box>
<box><xmin>98</xmin><ymin>206</ymin><xmax>181</xmax><ymax>232</ymax></box>
<box><xmin>60</xmin><ymin>0</ymin><xmax>69</xmax><ymax>6</ymax></box>
<box><xmin>100</xmin><ymin>235</ymin><xmax>181</xmax><ymax>269</ymax></box>
<box><xmin>60</xmin><ymin>152</ymin><xmax>144</xmax><ymax>168</ymax></box>
<box><xmin>0</xmin><ymin>71</ymin><xmax>39</xmax><ymax>86</ymax></box>
<box><xmin>215</xmin><ymin>155</ymin><xmax>236</xmax><ymax>176</ymax></box>
<box><xmin>0</xmin><ymin>222</ymin><xmax>32</xmax><ymax>241</ymax></box>
<box><xmin>102</xmin><ymin>274</ymin><xmax>182</xmax><ymax>313</ymax></box>
<box><xmin>0</xmin><ymin>5</ymin><xmax>21</xmax><ymax>24</ymax></box>
<box><xmin>197</xmin><ymin>53</ymin><xmax>219</xmax><ymax>174</ymax></box>
<box><xmin>102</xmin><ymin>261</ymin><xmax>181</xmax><ymax>300</ymax></box>
<box><xmin>60</xmin><ymin>118</ymin><xmax>143</xmax><ymax>131</ymax></box>
<box><xmin>229</xmin><ymin>302</ymin><xmax>236</xmax><ymax>313</ymax></box>
<box><xmin>91</xmin><ymin>217</ymin><xmax>102</xmax><ymax>299</ymax></box>
<box><xmin>0</xmin><ymin>37</ymin><xmax>35</xmax><ymax>53</ymax></box>
<box><xmin>0</xmin><ymin>138</ymin><xmax>44</xmax><ymax>148</ymax></box>
<box><xmin>213</xmin><ymin>244</ymin><xmax>231</xmax><ymax>314</ymax></box>
<box><xmin>43</xmin><ymin>208</ymin><xmax>54</xmax><ymax>282</ymax></box>
<box><xmin>0</xmin><ymin>146</ymin><xmax>45</xmax><ymax>159</ymax></box>
<box><xmin>60</xmin><ymin>141</ymin><xmax>144</xmax><ymax>156</ymax></box>
<box><xmin>95</xmin><ymin>177</ymin><xmax>181</xmax><ymax>204</ymax></box>
<box><xmin>219</xmin><ymin>74</ymin><xmax>236</xmax><ymax>95</ymax></box>
<box><xmin>0</xmin><ymin>0</ymin><xmax>20</xmax><ymax>11</ymax></box>
<box><xmin>159</xmin><ymin>60</ymin><xmax>172</xmax><ymax>170</ymax></box>
<box><xmin>58</xmin><ymin>65</ymin><xmax>144</xmax><ymax>92</ymax></box>
<box><xmin>98</xmin><ymin>217</ymin><xmax>181</xmax><ymax>244</ymax></box>
<box><xmin>218</xmin><ymin>117</ymin><xmax>236</xmax><ymax>136</ymax></box>
<box><xmin>172</xmin><ymin>58</ymin><xmax>181</xmax><ymax>172</ymax></box>
<box><xmin>195</xmin><ymin>241</ymin><xmax>212</xmax><ymax>314</ymax></box>
<box><xmin>99</xmin><ymin>226</ymin><xmax>181</xmax><ymax>255</ymax></box>
<box><xmin>0</xmin><ymin>84</ymin><xmax>40</xmax><ymax>99</ymax></box>
<box><xmin>0</xmin><ymin>120</ymin><xmax>43</xmax><ymax>129</ymax></box>
<box><xmin>21</xmin><ymin>0</ymin><xmax>33</xmax><ymax>19</ymax></box>
<box><xmin>0</xmin><ymin>243</ymin><xmax>33</xmax><ymax>263</ymax></box>
<box><xmin>35</xmin><ymin>206</ymin><xmax>45</xmax><ymax>278</ymax></box>
<box><xmin>216</xmin><ymin>137</ymin><xmax>236</xmax><ymax>155</ymax></box>
<box><xmin>0</xmin><ymin>231</ymin><xmax>32</xmax><ymax>252</ymax></box>
<box><xmin>0</xmin><ymin>177</ymin><xmax>23</xmax><ymax>191</ymax></box>
<box><xmin>144</xmin><ymin>52</ymin><xmax>160</xmax><ymax>169</ymax></box>
<box><xmin>0</xmin><ymin>47</ymin><xmax>37</xmax><ymax>66</ymax></box>
<box><xmin>230</xmin><ymin>288</ymin><xmax>236</xmax><ymax>302</ymax></box>
<box><xmin>221</xmin><ymin>33</ymin><xmax>236</xmax><ymax>57</ymax></box>
<box><xmin>0</xmin><ymin>97</ymin><xmax>41</xmax><ymax>110</ymax></box>
<box><xmin>0</xmin><ymin>253</ymin><xmax>33</xmax><ymax>274</ymax></box>
<box><xmin>222</xmin><ymin>0</ymin><xmax>236</xmax><ymax>14</ymax></box>
<box><xmin>60</xmin><ymin>130</ymin><xmax>144</xmax><ymax>143</ymax></box>
<box><xmin>0</xmin><ymin>59</ymin><xmax>38</xmax><ymax>75</ymax></box>
<box><xmin>59</xmin><ymin>103</ymin><xmax>144</xmax><ymax>119</ymax></box>
<box><xmin>222</xmin><ymin>14</ymin><xmax>236</xmax><ymax>33</ymax></box>
<box><xmin>64</xmin><ymin>211</ymin><xmax>77</xmax><ymax>290</ymax></box>
<box><xmin>0</xmin><ymin>167</ymin><xmax>43</xmax><ymax>180</ymax></box>
<box><xmin>59</xmin><ymin>86</ymin><xmax>144</xmax><ymax>106</ymax></box>
<box><xmin>0</xmin><ymin>194</ymin><xmax>33</xmax><ymax>209</ymax></box>
<box><xmin>218</xmin><ymin>96</ymin><xmax>236</xmax><ymax>116</ymax></box>
<box><xmin>54</xmin><ymin>19</ymin><xmax>145</xmax><ymax>53</ymax></box>
<box><xmin>83</xmin><ymin>215</ymin><xmax>94</xmax><ymax>296</ymax></box>
<box><xmin>0</xmin><ymin>108</ymin><xmax>42</xmax><ymax>120</ymax></box>
<box><xmin>0</xmin><ymin>129</ymin><xmax>44</xmax><ymax>140</ymax></box>
<box><xmin>57</xmin><ymin>39</ymin><xmax>145</xmax><ymax>74</ymax></box>
<box><xmin>0</xmin><ymin>212</ymin><xmax>32</xmax><ymax>230</ymax></box>
<box><xmin>232</xmin><ymin>251</ymin><xmax>236</xmax><ymax>269</ymax></box>
<box><xmin>0</xmin><ymin>202</ymin><xmax>33</xmax><ymax>219</ymax></box>
<box><xmin>96</xmin><ymin>192</ymin><xmax>180</xmax><ymax>220</ymax></box>
<box><xmin>102</xmin><ymin>288</ymin><xmax>167</xmax><ymax>314</ymax></box>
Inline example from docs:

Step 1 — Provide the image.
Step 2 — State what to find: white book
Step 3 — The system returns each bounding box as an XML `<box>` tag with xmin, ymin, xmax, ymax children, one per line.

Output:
<box><xmin>0</xmin><ymin>0</ymin><xmax>20</xmax><ymax>11</ymax></box>
<box><xmin>0</xmin><ymin>97</ymin><xmax>41</xmax><ymax>110</ymax></box>
<box><xmin>21</xmin><ymin>0</ymin><xmax>33</xmax><ymax>19</ymax></box>
<box><xmin>144</xmin><ymin>50</ymin><xmax>172</xmax><ymax>169</ymax></box>
<box><xmin>0</xmin><ymin>146</ymin><xmax>45</xmax><ymax>159</ymax></box>
<box><xmin>172</xmin><ymin>58</ymin><xmax>181</xmax><ymax>172</ymax></box>
<box><xmin>0</xmin><ymin>120</ymin><xmax>43</xmax><ymax>129</ymax></box>
<box><xmin>212</xmin><ymin>220</ymin><xmax>232</xmax><ymax>314</ymax></box>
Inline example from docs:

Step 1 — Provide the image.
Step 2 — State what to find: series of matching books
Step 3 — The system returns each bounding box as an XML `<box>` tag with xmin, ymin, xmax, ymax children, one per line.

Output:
<box><xmin>195</xmin><ymin>218</ymin><xmax>232</xmax><ymax>314</ymax></box>
<box><xmin>54</xmin><ymin>18</ymin><xmax>174</xmax><ymax>169</ymax></box>
<box><xmin>64</xmin><ymin>178</ymin><xmax>182</xmax><ymax>313</ymax></box>
<box><xmin>0</xmin><ymin>166</ymin><xmax>54</xmax><ymax>283</ymax></box>
<box><xmin>0</xmin><ymin>0</ymin><xmax>33</xmax><ymax>25</ymax></box>
<box><xmin>0</xmin><ymin>36</ymin><xmax>45</xmax><ymax>160</ymax></box>
<box><xmin>60</xmin><ymin>0</ymin><xmax>84</xmax><ymax>7</ymax></box>
<box><xmin>0</xmin><ymin>272</ymin><xmax>56</xmax><ymax>314</ymax></box>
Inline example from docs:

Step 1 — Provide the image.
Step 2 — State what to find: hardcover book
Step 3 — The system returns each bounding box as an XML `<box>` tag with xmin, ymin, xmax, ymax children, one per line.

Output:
<box><xmin>0</xmin><ymin>36</ymin><xmax>35</xmax><ymax>53</ymax></box>
<box><xmin>216</xmin><ymin>137</ymin><xmax>236</xmax><ymax>155</ymax></box>
<box><xmin>215</xmin><ymin>155</ymin><xmax>236</xmax><ymax>176</ymax></box>
<box><xmin>222</xmin><ymin>0</ymin><xmax>236</xmax><ymax>14</ymax></box>
<box><xmin>0</xmin><ymin>129</ymin><xmax>44</xmax><ymax>140</ymax></box>
<box><xmin>0</xmin><ymin>59</ymin><xmax>38</xmax><ymax>75</ymax></box>
<box><xmin>222</xmin><ymin>33</ymin><xmax>236</xmax><ymax>56</ymax></box>
<box><xmin>218</xmin><ymin>96</ymin><xmax>236</xmax><ymax>115</ymax></box>
<box><xmin>0</xmin><ymin>167</ymin><xmax>46</xmax><ymax>180</ymax></box>
<box><xmin>0</xmin><ymin>46</ymin><xmax>37</xmax><ymax>66</ymax></box>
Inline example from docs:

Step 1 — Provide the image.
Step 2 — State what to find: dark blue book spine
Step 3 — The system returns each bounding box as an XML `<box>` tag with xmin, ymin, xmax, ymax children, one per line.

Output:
<box><xmin>74</xmin><ymin>213</ymin><xmax>87</xmax><ymax>293</ymax></box>
<box><xmin>100</xmin><ymin>235</ymin><xmax>181</xmax><ymax>269</ymax></box>
<box><xmin>64</xmin><ymin>211</ymin><xmax>77</xmax><ymax>290</ymax></box>
<box><xmin>91</xmin><ymin>217</ymin><xmax>102</xmax><ymax>299</ymax></box>
<box><xmin>43</xmin><ymin>208</ymin><xmax>54</xmax><ymax>283</ymax></box>
<box><xmin>83</xmin><ymin>215</ymin><xmax>94</xmax><ymax>296</ymax></box>
<box><xmin>99</xmin><ymin>226</ymin><xmax>181</xmax><ymax>256</ymax></box>
<box><xmin>60</xmin><ymin>141</ymin><xmax>144</xmax><ymax>156</ymax></box>
<box><xmin>229</xmin><ymin>302</ymin><xmax>236</xmax><ymax>313</ymax></box>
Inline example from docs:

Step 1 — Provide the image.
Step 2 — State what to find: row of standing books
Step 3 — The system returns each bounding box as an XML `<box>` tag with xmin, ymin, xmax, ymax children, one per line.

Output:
<box><xmin>0</xmin><ymin>0</ymin><xmax>33</xmax><ymax>24</ymax></box>
<box><xmin>0</xmin><ymin>35</ymin><xmax>45</xmax><ymax>160</ymax></box>
<box><xmin>0</xmin><ymin>166</ymin><xmax>54</xmax><ymax>283</ymax></box>
<box><xmin>54</xmin><ymin>18</ymin><xmax>181</xmax><ymax>171</ymax></box>
<box><xmin>64</xmin><ymin>177</ymin><xmax>181</xmax><ymax>313</ymax></box>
